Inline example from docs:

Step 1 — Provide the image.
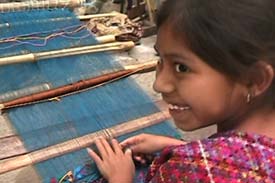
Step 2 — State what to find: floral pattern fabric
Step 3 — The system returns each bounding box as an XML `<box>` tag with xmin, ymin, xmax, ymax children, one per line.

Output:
<box><xmin>145</xmin><ymin>131</ymin><xmax>275</xmax><ymax>183</ymax></box>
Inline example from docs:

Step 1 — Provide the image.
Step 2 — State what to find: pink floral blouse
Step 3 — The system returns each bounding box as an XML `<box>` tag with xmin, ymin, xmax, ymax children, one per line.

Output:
<box><xmin>145</xmin><ymin>131</ymin><xmax>275</xmax><ymax>183</ymax></box>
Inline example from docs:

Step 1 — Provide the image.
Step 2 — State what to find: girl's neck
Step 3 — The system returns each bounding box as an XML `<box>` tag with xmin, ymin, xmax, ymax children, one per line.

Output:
<box><xmin>218</xmin><ymin>107</ymin><xmax>275</xmax><ymax>139</ymax></box>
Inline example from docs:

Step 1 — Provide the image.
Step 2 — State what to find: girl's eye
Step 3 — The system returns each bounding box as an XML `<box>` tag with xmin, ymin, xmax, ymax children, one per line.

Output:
<box><xmin>175</xmin><ymin>63</ymin><xmax>189</xmax><ymax>73</ymax></box>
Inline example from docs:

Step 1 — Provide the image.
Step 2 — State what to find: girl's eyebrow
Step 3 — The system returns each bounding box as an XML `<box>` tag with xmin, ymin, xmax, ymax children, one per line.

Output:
<box><xmin>162</xmin><ymin>52</ymin><xmax>189</xmax><ymax>61</ymax></box>
<box><xmin>154</xmin><ymin>44</ymin><xmax>190</xmax><ymax>62</ymax></box>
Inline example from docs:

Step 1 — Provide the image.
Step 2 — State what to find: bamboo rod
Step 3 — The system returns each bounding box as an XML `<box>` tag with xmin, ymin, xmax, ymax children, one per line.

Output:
<box><xmin>0</xmin><ymin>61</ymin><xmax>157</xmax><ymax>110</ymax></box>
<box><xmin>96</xmin><ymin>35</ymin><xmax>116</xmax><ymax>44</ymax></box>
<box><xmin>0</xmin><ymin>41</ymin><xmax>134</xmax><ymax>66</ymax></box>
<box><xmin>77</xmin><ymin>11</ymin><xmax>120</xmax><ymax>20</ymax></box>
<box><xmin>0</xmin><ymin>0</ymin><xmax>84</xmax><ymax>12</ymax></box>
<box><xmin>123</xmin><ymin>60</ymin><xmax>157</xmax><ymax>70</ymax></box>
<box><xmin>96</xmin><ymin>34</ymin><xmax>139</xmax><ymax>44</ymax></box>
<box><xmin>0</xmin><ymin>110</ymin><xmax>171</xmax><ymax>175</ymax></box>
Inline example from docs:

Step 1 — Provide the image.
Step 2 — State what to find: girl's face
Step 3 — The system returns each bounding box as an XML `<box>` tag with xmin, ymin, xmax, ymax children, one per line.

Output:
<box><xmin>154</xmin><ymin>22</ymin><xmax>248</xmax><ymax>131</ymax></box>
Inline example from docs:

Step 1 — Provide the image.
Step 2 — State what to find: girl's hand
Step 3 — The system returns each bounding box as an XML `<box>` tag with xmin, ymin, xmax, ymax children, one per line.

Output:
<box><xmin>87</xmin><ymin>138</ymin><xmax>135</xmax><ymax>183</ymax></box>
<box><xmin>120</xmin><ymin>133</ymin><xmax>185</xmax><ymax>154</ymax></box>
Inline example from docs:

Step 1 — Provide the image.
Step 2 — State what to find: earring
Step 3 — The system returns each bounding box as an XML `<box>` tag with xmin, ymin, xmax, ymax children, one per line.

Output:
<box><xmin>246</xmin><ymin>92</ymin><xmax>252</xmax><ymax>104</ymax></box>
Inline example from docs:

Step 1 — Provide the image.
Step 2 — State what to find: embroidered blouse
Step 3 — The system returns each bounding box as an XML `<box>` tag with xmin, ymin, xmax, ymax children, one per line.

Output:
<box><xmin>145</xmin><ymin>131</ymin><xmax>275</xmax><ymax>183</ymax></box>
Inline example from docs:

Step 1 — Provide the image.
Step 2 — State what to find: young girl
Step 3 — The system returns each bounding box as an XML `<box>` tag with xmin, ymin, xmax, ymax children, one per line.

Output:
<box><xmin>87</xmin><ymin>0</ymin><xmax>275</xmax><ymax>182</ymax></box>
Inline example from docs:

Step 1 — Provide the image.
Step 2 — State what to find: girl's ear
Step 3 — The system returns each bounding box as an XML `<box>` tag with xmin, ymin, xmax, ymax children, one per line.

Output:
<box><xmin>248</xmin><ymin>61</ymin><xmax>274</xmax><ymax>97</ymax></box>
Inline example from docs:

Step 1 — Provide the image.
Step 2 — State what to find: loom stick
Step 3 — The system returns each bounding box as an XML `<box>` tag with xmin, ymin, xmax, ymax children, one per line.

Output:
<box><xmin>96</xmin><ymin>35</ymin><xmax>116</xmax><ymax>44</ymax></box>
<box><xmin>0</xmin><ymin>110</ymin><xmax>171</xmax><ymax>174</ymax></box>
<box><xmin>77</xmin><ymin>11</ymin><xmax>120</xmax><ymax>21</ymax></box>
<box><xmin>0</xmin><ymin>0</ymin><xmax>84</xmax><ymax>12</ymax></box>
<box><xmin>0</xmin><ymin>41</ymin><xmax>134</xmax><ymax>66</ymax></box>
<box><xmin>0</xmin><ymin>61</ymin><xmax>157</xmax><ymax>110</ymax></box>
<box><xmin>0</xmin><ymin>60</ymin><xmax>156</xmax><ymax>108</ymax></box>
<box><xmin>97</xmin><ymin>34</ymin><xmax>140</xmax><ymax>43</ymax></box>
<box><xmin>0</xmin><ymin>100</ymin><xmax>168</xmax><ymax>160</ymax></box>
<box><xmin>0</xmin><ymin>83</ymin><xmax>51</xmax><ymax>103</ymax></box>
<box><xmin>0</xmin><ymin>11</ymin><xmax>121</xmax><ymax>28</ymax></box>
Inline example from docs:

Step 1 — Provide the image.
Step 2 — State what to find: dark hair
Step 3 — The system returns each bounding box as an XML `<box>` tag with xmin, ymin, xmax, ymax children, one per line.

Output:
<box><xmin>156</xmin><ymin>0</ymin><xmax>275</xmax><ymax>104</ymax></box>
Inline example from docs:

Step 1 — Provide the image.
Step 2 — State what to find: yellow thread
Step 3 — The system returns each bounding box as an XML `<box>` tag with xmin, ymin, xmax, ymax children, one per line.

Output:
<box><xmin>59</xmin><ymin>170</ymin><xmax>74</xmax><ymax>183</ymax></box>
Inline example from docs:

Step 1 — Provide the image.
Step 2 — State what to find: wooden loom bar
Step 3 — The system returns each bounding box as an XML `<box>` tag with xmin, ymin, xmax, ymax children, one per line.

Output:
<box><xmin>96</xmin><ymin>35</ymin><xmax>117</xmax><ymax>44</ymax></box>
<box><xmin>0</xmin><ymin>11</ymin><xmax>121</xmax><ymax>28</ymax></box>
<box><xmin>0</xmin><ymin>110</ymin><xmax>171</xmax><ymax>174</ymax></box>
<box><xmin>96</xmin><ymin>34</ymin><xmax>137</xmax><ymax>44</ymax></box>
<box><xmin>77</xmin><ymin>12</ymin><xmax>121</xmax><ymax>21</ymax></box>
<box><xmin>0</xmin><ymin>0</ymin><xmax>84</xmax><ymax>12</ymax></box>
<box><xmin>0</xmin><ymin>83</ymin><xmax>51</xmax><ymax>103</ymax></box>
<box><xmin>0</xmin><ymin>61</ymin><xmax>157</xmax><ymax>110</ymax></box>
<box><xmin>0</xmin><ymin>41</ymin><xmax>134</xmax><ymax>66</ymax></box>
<box><xmin>0</xmin><ymin>100</ymin><xmax>167</xmax><ymax>160</ymax></box>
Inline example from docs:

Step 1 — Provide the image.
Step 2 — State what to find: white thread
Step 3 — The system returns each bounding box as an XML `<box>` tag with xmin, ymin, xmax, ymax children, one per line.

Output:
<box><xmin>198</xmin><ymin>140</ymin><xmax>215</xmax><ymax>183</ymax></box>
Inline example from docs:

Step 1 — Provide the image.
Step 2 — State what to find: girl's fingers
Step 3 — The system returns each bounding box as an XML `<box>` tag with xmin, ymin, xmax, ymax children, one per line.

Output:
<box><xmin>87</xmin><ymin>148</ymin><xmax>102</xmax><ymax>165</ymax></box>
<box><xmin>120</xmin><ymin>136</ymin><xmax>138</xmax><ymax>147</ymax></box>
<box><xmin>100</xmin><ymin>138</ymin><xmax>115</xmax><ymax>155</ymax></box>
<box><xmin>124</xmin><ymin>147</ymin><xmax>132</xmax><ymax>159</ymax></box>
<box><xmin>127</xmin><ymin>144</ymin><xmax>140</xmax><ymax>153</ymax></box>
<box><xmin>134</xmin><ymin>155</ymin><xmax>142</xmax><ymax>161</ymax></box>
<box><xmin>111</xmin><ymin>139</ymin><xmax>123</xmax><ymax>154</ymax></box>
<box><xmin>94</xmin><ymin>138</ymin><xmax>108</xmax><ymax>158</ymax></box>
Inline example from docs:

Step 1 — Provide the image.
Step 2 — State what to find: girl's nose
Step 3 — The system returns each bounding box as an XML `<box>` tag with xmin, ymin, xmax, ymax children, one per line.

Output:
<box><xmin>153</xmin><ymin>66</ymin><xmax>175</xmax><ymax>94</ymax></box>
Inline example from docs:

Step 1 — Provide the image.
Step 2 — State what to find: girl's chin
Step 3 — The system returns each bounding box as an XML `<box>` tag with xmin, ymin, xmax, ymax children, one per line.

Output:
<box><xmin>172</xmin><ymin>118</ymin><xmax>202</xmax><ymax>131</ymax></box>
<box><xmin>173</xmin><ymin>120</ymin><xmax>193</xmax><ymax>131</ymax></box>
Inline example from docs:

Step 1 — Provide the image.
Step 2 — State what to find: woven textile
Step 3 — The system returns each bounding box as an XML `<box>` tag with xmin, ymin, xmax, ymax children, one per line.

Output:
<box><xmin>146</xmin><ymin>131</ymin><xmax>275</xmax><ymax>183</ymax></box>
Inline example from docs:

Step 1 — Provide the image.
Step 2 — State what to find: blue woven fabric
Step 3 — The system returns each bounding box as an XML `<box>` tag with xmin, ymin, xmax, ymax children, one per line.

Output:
<box><xmin>0</xmin><ymin>9</ymin><xmax>178</xmax><ymax>182</ymax></box>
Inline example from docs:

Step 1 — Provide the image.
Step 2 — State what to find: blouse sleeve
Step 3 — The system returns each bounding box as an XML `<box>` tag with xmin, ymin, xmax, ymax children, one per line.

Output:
<box><xmin>145</xmin><ymin>131</ymin><xmax>275</xmax><ymax>183</ymax></box>
<box><xmin>145</xmin><ymin>142</ymin><xmax>212</xmax><ymax>183</ymax></box>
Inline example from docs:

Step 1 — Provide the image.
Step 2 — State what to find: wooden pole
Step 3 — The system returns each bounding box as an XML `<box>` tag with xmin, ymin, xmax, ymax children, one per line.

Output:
<box><xmin>0</xmin><ymin>0</ymin><xmax>85</xmax><ymax>12</ymax></box>
<box><xmin>0</xmin><ymin>60</ymin><xmax>157</xmax><ymax>110</ymax></box>
<box><xmin>0</xmin><ymin>110</ymin><xmax>171</xmax><ymax>175</ymax></box>
<box><xmin>96</xmin><ymin>35</ymin><xmax>116</xmax><ymax>44</ymax></box>
<box><xmin>0</xmin><ymin>41</ymin><xmax>134</xmax><ymax>66</ymax></box>
<box><xmin>0</xmin><ymin>11</ymin><xmax>123</xmax><ymax>28</ymax></box>
<box><xmin>77</xmin><ymin>11</ymin><xmax>120</xmax><ymax>20</ymax></box>
<box><xmin>0</xmin><ymin>99</ymin><xmax>167</xmax><ymax>160</ymax></box>
<box><xmin>0</xmin><ymin>83</ymin><xmax>51</xmax><ymax>103</ymax></box>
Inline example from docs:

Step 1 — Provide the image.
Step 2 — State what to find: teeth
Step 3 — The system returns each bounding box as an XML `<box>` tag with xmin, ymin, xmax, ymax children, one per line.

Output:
<box><xmin>168</xmin><ymin>104</ymin><xmax>190</xmax><ymax>110</ymax></box>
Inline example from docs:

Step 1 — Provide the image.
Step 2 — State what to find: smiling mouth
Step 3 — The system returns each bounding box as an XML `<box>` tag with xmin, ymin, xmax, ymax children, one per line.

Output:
<box><xmin>168</xmin><ymin>104</ymin><xmax>191</xmax><ymax>111</ymax></box>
